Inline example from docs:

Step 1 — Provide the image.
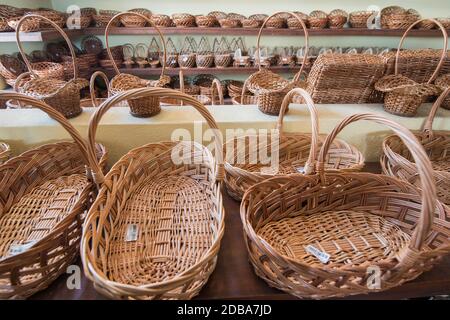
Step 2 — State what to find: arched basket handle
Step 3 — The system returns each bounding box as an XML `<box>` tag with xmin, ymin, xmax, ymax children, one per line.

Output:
<box><xmin>89</xmin><ymin>71</ymin><xmax>110</xmax><ymax>108</ymax></box>
<box><xmin>422</xmin><ymin>87</ymin><xmax>450</xmax><ymax>138</ymax></box>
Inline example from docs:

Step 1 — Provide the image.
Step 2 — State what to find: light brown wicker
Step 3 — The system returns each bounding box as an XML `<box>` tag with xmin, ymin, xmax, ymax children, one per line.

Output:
<box><xmin>287</xmin><ymin>12</ymin><xmax>309</xmax><ymax>29</ymax></box>
<box><xmin>0</xmin><ymin>142</ymin><xmax>10</xmax><ymax>165</ymax></box>
<box><xmin>384</xmin><ymin>11</ymin><xmax>419</xmax><ymax>29</ymax></box>
<box><xmin>178</xmin><ymin>37</ymin><xmax>197</xmax><ymax>68</ymax></box>
<box><xmin>381</xmin><ymin>6</ymin><xmax>405</xmax><ymax>29</ymax></box>
<box><xmin>93</xmin><ymin>10</ymin><xmax>120</xmax><ymax>27</ymax></box>
<box><xmin>195</xmin><ymin>15</ymin><xmax>218</xmax><ymax>28</ymax></box>
<box><xmin>179</xmin><ymin>70</ymin><xmax>223</xmax><ymax>105</ymax></box>
<box><xmin>0</xmin><ymin>54</ymin><xmax>26</xmax><ymax>86</ymax></box>
<box><xmin>214</xmin><ymin>37</ymin><xmax>232</xmax><ymax>68</ymax></box>
<box><xmin>246</xmin><ymin>12</ymin><xmax>309</xmax><ymax>115</ymax></box>
<box><xmin>105</xmin><ymin>12</ymin><xmax>170</xmax><ymax>117</ymax></box>
<box><xmin>265</xmin><ymin>16</ymin><xmax>286</xmax><ymax>29</ymax></box>
<box><xmin>349</xmin><ymin>11</ymin><xmax>375</xmax><ymax>28</ymax></box>
<box><xmin>308</xmin><ymin>10</ymin><xmax>328</xmax><ymax>29</ymax></box>
<box><xmin>208</xmin><ymin>11</ymin><xmax>227</xmax><ymax>20</ymax></box>
<box><xmin>81</xmin><ymin>87</ymin><xmax>224</xmax><ymax>300</ymax></box>
<box><xmin>242</xmin><ymin>18</ymin><xmax>262</xmax><ymax>28</ymax></box>
<box><xmin>328</xmin><ymin>9</ymin><xmax>348</xmax><ymax>29</ymax></box>
<box><xmin>224</xmin><ymin>88</ymin><xmax>364</xmax><ymax>200</ymax></box>
<box><xmin>8</xmin><ymin>16</ymin><xmax>40</xmax><ymax>32</ymax></box>
<box><xmin>382</xmin><ymin>88</ymin><xmax>450</xmax><ymax>205</ymax></box>
<box><xmin>151</xmin><ymin>14</ymin><xmax>174</xmax><ymax>28</ymax></box>
<box><xmin>196</xmin><ymin>37</ymin><xmax>215</xmax><ymax>68</ymax></box>
<box><xmin>375</xmin><ymin>19</ymin><xmax>447</xmax><ymax>117</ymax></box>
<box><xmin>135</xmin><ymin>43</ymin><xmax>149</xmax><ymax>68</ymax></box>
<box><xmin>0</xmin><ymin>92</ymin><xmax>107</xmax><ymax>300</ymax></box>
<box><xmin>15</xmin><ymin>15</ymin><xmax>85</xmax><ymax>119</ymax></box>
<box><xmin>172</xmin><ymin>13</ymin><xmax>196</xmax><ymax>27</ymax></box>
<box><xmin>30</xmin><ymin>10</ymin><xmax>66</xmax><ymax>29</ymax></box>
<box><xmin>435</xmin><ymin>74</ymin><xmax>450</xmax><ymax>109</ymax></box>
<box><xmin>219</xmin><ymin>18</ymin><xmax>241</xmax><ymax>28</ymax></box>
<box><xmin>241</xmin><ymin>112</ymin><xmax>450</xmax><ymax>299</ymax></box>
<box><xmin>436</xmin><ymin>18</ymin><xmax>450</xmax><ymax>29</ymax></box>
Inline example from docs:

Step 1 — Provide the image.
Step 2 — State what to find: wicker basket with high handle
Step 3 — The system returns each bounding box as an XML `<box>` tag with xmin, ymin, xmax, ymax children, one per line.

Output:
<box><xmin>375</xmin><ymin>19</ymin><xmax>446</xmax><ymax>117</ymax></box>
<box><xmin>224</xmin><ymin>88</ymin><xmax>364</xmax><ymax>200</ymax></box>
<box><xmin>0</xmin><ymin>142</ymin><xmax>10</xmax><ymax>165</ymax></box>
<box><xmin>15</xmin><ymin>14</ymin><xmax>87</xmax><ymax>119</ymax></box>
<box><xmin>214</xmin><ymin>37</ymin><xmax>232</xmax><ymax>68</ymax></box>
<box><xmin>81</xmin><ymin>87</ymin><xmax>225</xmax><ymax>300</ymax></box>
<box><xmin>382</xmin><ymin>88</ymin><xmax>450</xmax><ymax>205</ymax></box>
<box><xmin>178</xmin><ymin>37</ymin><xmax>197</xmax><ymax>68</ymax></box>
<box><xmin>241</xmin><ymin>113</ymin><xmax>450</xmax><ymax>299</ymax></box>
<box><xmin>0</xmin><ymin>92</ymin><xmax>107</xmax><ymax>300</ymax></box>
<box><xmin>196</xmin><ymin>37</ymin><xmax>215</xmax><ymax>68</ymax></box>
<box><xmin>246</xmin><ymin>12</ymin><xmax>309</xmax><ymax>115</ymax></box>
<box><xmin>105</xmin><ymin>12</ymin><xmax>171</xmax><ymax>117</ymax></box>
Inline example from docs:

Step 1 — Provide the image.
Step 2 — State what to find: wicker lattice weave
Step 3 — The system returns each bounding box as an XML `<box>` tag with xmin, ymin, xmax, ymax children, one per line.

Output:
<box><xmin>381</xmin><ymin>87</ymin><xmax>450</xmax><ymax>205</ymax></box>
<box><xmin>224</xmin><ymin>88</ymin><xmax>364</xmax><ymax>200</ymax></box>
<box><xmin>0</xmin><ymin>92</ymin><xmax>107</xmax><ymax>300</ymax></box>
<box><xmin>0</xmin><ymin>142</ymin><xmax>10</xmax><ymax>165</ymax></box>
<box><xmin>81</xmin><ymin>87</ymin><xmax>224</xmax><ymax>300</ymax></box>
<box><xmin>241</xmin><ymin>113</ymin><xmax>450</xmax><ymax>299</ymax></box>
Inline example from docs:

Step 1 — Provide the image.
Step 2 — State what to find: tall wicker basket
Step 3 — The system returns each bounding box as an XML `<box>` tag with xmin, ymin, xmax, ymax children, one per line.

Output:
<box><xmin>0</xmin><ymin>92</ymin><xmax>107</xmax><ymax>300</ymax></box>
<box><xmin>81</xmin><ymin>87</ymin><xmax>224</xmax><ymax>300</ymax></box>
<box><xmin>104</xmin><ymin>12</ymin><xmax>171</xmax><ymax>117</ymax></box>
<box><xmin>382</xmin><ymin>88</ymin><xmax>450</xmax><ymax>205</ymax></box>
<box><xmin>241</xmin><ymin>113</ymin><xmax>450</xmax><ymax>299</ymax></box>
<box><xmin>224</xmin><ymin>88</ymin><xmax>364</xmax><ymax>200</ymax></box>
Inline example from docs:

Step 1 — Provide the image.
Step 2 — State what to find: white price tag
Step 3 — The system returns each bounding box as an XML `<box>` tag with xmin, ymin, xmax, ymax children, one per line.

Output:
<box><xmin>125</xmin><ymin>224</ymin><xmax>139</xmax><ymax>242</ymax></box>
<box><xmin>296</xmin><ymin>166</ymin><xmax>305</xmax><ymax>174</ymax></box>
<box><xmin>305</xmin><ymin>245</ymin><xmax>330</xmax><ymax>264</ymax></box>
<box><xmin>9</xmin><ymin>241</ymin><xmax>37</xmax><ymax>256</ymax></box>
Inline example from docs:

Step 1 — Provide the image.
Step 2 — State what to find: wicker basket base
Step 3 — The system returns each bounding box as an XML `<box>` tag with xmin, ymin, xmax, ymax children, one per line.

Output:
<box><xmin>383</xmin><ymin>92</ymin><xmax>424</xmax><ymax>117</ymax></box>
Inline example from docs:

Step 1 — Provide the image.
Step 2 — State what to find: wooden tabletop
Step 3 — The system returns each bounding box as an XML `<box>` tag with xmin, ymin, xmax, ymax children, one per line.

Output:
<box><xmin>31</xmin><ymin>163</ymin><xmax>450</xmax><ymax>300</ymax></box>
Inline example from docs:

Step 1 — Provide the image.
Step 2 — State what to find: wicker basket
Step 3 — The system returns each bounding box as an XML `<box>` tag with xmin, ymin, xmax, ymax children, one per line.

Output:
<box><xmin>381</xmin><ymin>6</ymin><xmax>405</xmax><ymax>29</ymax></box>
<box><xmin>172</xmin><ymin>13</ymin><xmax>196</xmax><ymax>27</ymax></box>
<box><xmin>161</xmin><ymin>38</ymin><xmax>179</xmax><ymax>68</ymax></box>
<box><xmin>0</xmin><ymin>54</ymin><xmax>26</xmax><ymax>86</ymax></box>
<box><xmin>375</xmin><ymin>19</ymin><xmax>446</xmax><ymax>117</ymax></box>
<box><xmin>384</xmin><ymin>11</ymin><xmax>419</xmax><ymax>29</ymax></box>
<box><xmin>247</xmin><ymin>12</ymin><xmax>309</xmax><ymax>115</ymax></box>
<box><xmin>224</xmin><ymin>88</ymin><xmax>364</xmax><ymax>200</ymax></box>
<box><xmin>214</xmin><ymin>37</ymin><xmax>232</xmax><ymax>68</ymax></box>
<box><xmin>219</xmin><ymin>18</ymin><xmax>241</xmax><ymax>28</ymax></box>
<box><xmin>242</xmin><ymin>18</ymin><xmax>262</xmax><ymax>28</ymax></box>
<box><xmin>328</xmin><ymin>9</ymin><xmax>348</xmax><ymax>29</ymax></box>
<box><xmin>308</xmin><ymin>10</ymin><xmax>328</xmax><ymax>29</ymax></box>
<box><xmin>81</xmin><ymin>87</ymin><xmax>224</xmax><ymax>300</ymax></box>
<box><xmin>208</xmin><ymin>11</ymin><xmax>227</xmax><ymax>20</ymax></box>
<box><xmin>93</xmin><ymin>10</ymin><xmax>120</xmax><ymax>27</ymax></box>
<box><xmin>15</xmin><ymin>15</ymin><xmax>85</xmax><ymax>118</ymax></box>
<box><xmin>148</xmin><ymin>37</ymin><xmax>161</xmax><ymax>68</ymax></box>
<box><xmin>0</xmin><ymin>142</ymin><xmax>10</xmax><ymax>164</ymax></box>
<box><xmin>382</xmin><ymin>88</ymin><xmax>450</xmax><ymax>205</ymax></box>
<box><xmin>265</xmin><ymin>16</ymin><xmax>286</xmax><ymax>29</ymax></box>
<box><xmin>120</xmin><ymin>11</ymin><xmax>147</xmax><ymax>28</ymax></box>
<box><xmin>241</xmin><ymin>112</ymin><xmax>450</xmax><ymax>299</ymax></box>
<box><xmin>196</xmin><ymin>37</ymin><xmax>214</xmax><ymax>68</ymax></box>
<box><xmin>179</xmin><ymin>70</ymin><xmax>224</xmax><ymax>105</ymax></box>
<box><xmin>227</xmin><ymin>80</ymin><xmax>244</xmax><ymax>98</ymax></box>
<box><xmin>0</xmin><ymin>92</ymin><xmax>107</xmax><ymax>300</ymax></box>
<box><xmin>195</xmin><ymin>15</ymin><xmax>218</xmax><ymax>28</ymax></box>
<box><xmin>151</xmin><ymin>14</ymin><xmax>174</xmax><ymax>28</ymax></box>
<box><xmin>178</xmin><ymin>37</ymin><xmax>197</xmax><ymax>68</ymax></box>
<box><xmin>349</xmin><ymin>11</ymin><xmax>375</xmax><ymax>28</ymax></box>
<box><xmin>436</xmin><ymin>18</ymin><xmax>450</xmax><ymax>29</ymax></box>
<box><xmin>105</xmin><ymin>12</ymin><xmax>170</xmax><ymax>117</ymax></box>
<box><xmin>30</xmin><ymin>10</ymin><xmax>66</xmax><ymax>29</ymax></box>
<box><xmin>435</xmin><ymin>74</ymin><xmax>450</xmax><ymax>109</ymax></box>
<box><xmin>287</xmin><ymin>12</ymin><xmax>309</xmax><ymax>29</ymax></box>
<box><xmin>8</xmin><ymin>16</ymin><xmax>40</xmax><ymax>32</ymax></box>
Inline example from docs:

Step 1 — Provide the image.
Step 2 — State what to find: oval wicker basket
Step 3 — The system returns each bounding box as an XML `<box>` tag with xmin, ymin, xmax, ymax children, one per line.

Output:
<box><xmin>0</xmin><ymin>54</ymin><xmax>26</xmax><ymax>85</ymax></box>
<box><xmin>196</xmin><ymin>37</ymin><xmax>215</xmax><ymax>68</ymax></box>
<box><xmin>0</xmin><ymin>92</ymin><xmax>107</xmax><ymax>300</ymax></box>
<box><xmin>195</xmin><ymin>15</ymin><xmax>218</xmax><ymax>28</ymax></box>
<box><xmin>93</xmin><ymin>10</ymin><xmax>120</xmax><ymax>27</ymax></box>
<box><xmin>81</xmin><ymin>87</ymin><xmax>225</xmax><ymax>300</ymax></box>
<box><xmin>8</xmin><ymin>16</ymin><xmax>40</xmax><ymax>32</ymax></box>
<box><xmin>308</xmin><ymin>10</ymin><xmax>328</xmax><ymax>29</ymax></box>
<box><xmin>151</xmin><ymin>14</ymin><xmax>174</xmax><ymax>27</ymax></box>
<box><xmin>349</xmin><ymin>10</ymin><xmax>375</xmax><ymax>28</ymax></box>
<box><xmin>382</xmin><ymin>88</ymin><xmax>450</xmax><ymax>205</ymax></box>
<box><xmin>0</xmin><ymin>141</ymin><xmax>11</xmax><ymax>165</ymax></box>
<box><xmin>172</xmin><ymin>13</ymin><xmax>196</xmax><ymax>27</ymax></box>
<box><xmin>241</xmin><ymin>112</ymin><xmax>450</xmax><ymax>299</ymax></box>
<box><xmin>105</xmin><ymin>12</ymin><xmax>170</xmax><ymax>117</ymax></box>
<box><xmin>224</xmin><ymin>88</ymin><xmax>364</xmax><ymax>200</ymax></box>
<box><xmin>328</xmin><ymin>9</ymin><xmax>348</xmax><ymax>29</ymax></box>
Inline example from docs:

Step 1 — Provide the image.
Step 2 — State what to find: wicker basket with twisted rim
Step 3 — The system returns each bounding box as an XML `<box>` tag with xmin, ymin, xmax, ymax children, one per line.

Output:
<box><xmin>104</xmin><ymin>12</ymin><xmax>170</xmax><ymax>118</ymax></box>
<box><xmin>241</xmin><ymin>112</ymin><xmax>450</xmax><ymax>299</ymax></box>
<box><xmin>246</xmin><ymin>12</ymin><xmax>309</xmax><ymax>115</ymax></box>
<box><xmin>15</xmin><ymin>14</ymin><xmax>87</xmax><ymax>119</ymax></box>
<box><xmin>0</xmin><ymin>142</ymin><xmax>10</xmax><ymax>165</ymax></box>
<box><xmin>382</xmin><ymin>88</ymin><xmax>450</xmax><ymax>205</ymax></box>
<box><xmin>224</xmin><ymin>88</ymin><xmax>364</xmax><ymax>201</ymax></box>
<box><xmin>81</xmin><ymin>87</ymin><xmax>225</xmax><ymax>300</ymax></box>
<box><xmin>375</xmin><ymin>19</ymin><xmax>447</xmax><ymax>117</ymax></box>
<box><xmin>0</xmin><ymin>92</ymin><xmax>107</xmax><ymax>300</ymax></box>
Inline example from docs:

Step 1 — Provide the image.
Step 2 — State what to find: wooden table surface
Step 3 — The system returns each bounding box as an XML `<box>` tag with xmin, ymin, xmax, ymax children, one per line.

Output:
<box><xmin>31</xmin><ymin>164</ymin><xmax>450</xmax><ymax>300</ymax></box>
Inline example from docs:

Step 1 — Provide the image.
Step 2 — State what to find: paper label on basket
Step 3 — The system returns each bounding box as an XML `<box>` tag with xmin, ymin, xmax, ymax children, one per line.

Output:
<box><xmin>305</xmin><ymin>245</ymin><xmax>330</xmax><ymax>264</ymax></box>
<box><xmin>125</xmin><ymin>224</ymin><xmax>139</xmax><ymax>242</ymax></box>
<box><xmin>9</xmin><ymin>241</ymin><xmax>37</xmax><ymax>256</ymax></box>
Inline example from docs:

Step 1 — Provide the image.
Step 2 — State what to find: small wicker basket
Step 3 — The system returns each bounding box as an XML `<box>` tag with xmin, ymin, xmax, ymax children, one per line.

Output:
<box><xmin>308</xmin><ymin>10</ymin><xmax>328</xmax><ymax>29</ymax></box>
<box><xmin>214</xmin><ymin>37</ymin><xmax>232</xmax><ymax>68</ymax></box>
<box><xmin>178</xmin><ymin>37</ymin><xmax>197</xmax><ymax>68</ymax></box>
<box><xmin>172</xmin><ymin>13</ymin><xmax>196</xmax><ymax>27</ymax></box>
<box><xmin>195</xmin><ymin>15</ymin><xmax>218</xmax><ymax>28</ymax></box>
<box><xmin>349</xmin><ymin>10</ymin><xmax>375</xmax><ymax>28</ymax></box>
<box><xmin>328</xmin><ymin>9</ymin><xmax>348</xmax><ymax>29</ymax></box>
<box><xmin>151</xmin><ymin>14</ymin><xmax>174</xmax><ymax>28</ymax></box>
<box><xmin>196</xmin><ymin>37</ymin><xmax>215</xmax><ymax>68</ymax></box>
<box><xmin>93</xmin><ymin>10</ymin><xmax>120</xmax><ymax>27</ymax></box>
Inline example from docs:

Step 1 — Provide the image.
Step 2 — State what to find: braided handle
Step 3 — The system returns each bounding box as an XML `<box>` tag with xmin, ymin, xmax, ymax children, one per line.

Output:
<box><xmin>88</xmin><ymin>87</ymin><xmax>224</xmax><ymax>183</ymax></box>
<box><xmin>256</xmin><ymin>12</ymin><xmax>309</xmax><ymax>82</ymax></box>
<box><xmin>395</xmin><ymin>18</ymin><xmax>448</xmax><ymax>83</ymax></box>
<box><xmin>276</xmin><ymin>88</ymin><xmax>319</xmax><ymax>174</ymax></box>
<box><xmin>317</xmin><ymin>113</ymin><xmax>437</xmax><ymax>254</ymax></box>
<box><xmin>89</xmin><ymin>71</ymin><xmax>110</xmax><ymax>108</ymax></box>
<box><xmin>16</xmin><ymin>14</ymin><xmax>78</xmax><ymax>80</ymax></box>
<box><xmin>422</xmin><ymin>87</ymin><xmax>450</xmax><ymax>137</ymax></box>
<box><xmin>105</xmin><ymin>12</ymin><xmax>167</xmax><ymax>79</ymax></box>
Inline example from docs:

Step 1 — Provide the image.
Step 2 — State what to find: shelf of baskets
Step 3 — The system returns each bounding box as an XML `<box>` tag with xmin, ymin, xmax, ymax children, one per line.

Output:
<box><xmin>0</xmin><ymin>29</ymin><xmax>84</xmax><ymax>42</ymax></box>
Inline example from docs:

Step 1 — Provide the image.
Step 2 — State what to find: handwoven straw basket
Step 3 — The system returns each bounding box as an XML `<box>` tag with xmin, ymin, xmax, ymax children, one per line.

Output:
<box><xmin>15</xmin><ymin>14</ymin><xmax>86</xmax><ymax>119</ymax></box>
<box><xmin>81</xmin><ymin>87</ymin><xmax>224</xmax><ymax>300</ymax></box>
<box><xmin>0</xmin><ymin>92</ymin><xmax>107</xmax><ymax>300</ymax></box>
<box><xmin>375</xmin><ymin>19</ymin><xmax>447</xmax><ymax>117</ymax></box>
<box><xmin>247</xmin><ymin>12</ymin><xmax>310</xmax><ymax>115</ymax></box>
<box><xmin>0</xmin><ymin>142</ymin><xmax>10</xmax><ymax>164</ymax></box>
<box><xmin>241</xmin><ymin>113</ymin><xmax>450</xmax><ymax>299</ymax></box>
<box><xmin>179</xmin><ymin>70</ymin><xmax>224</xmax><ymax>106</ymax></box>
<box><xmin>105</xmin><ymin>12</ymin><xmax>171</xmax><ymax>117</ymax></box>
<box><xmin>224</xmin><ymin>88</ymin><xmax>364</xmax><ymax>200</ymax></box>
<box><xmin>382</xmin><ymin>88</ymin><xmax>450</xmax><ymax>205</ymax></box>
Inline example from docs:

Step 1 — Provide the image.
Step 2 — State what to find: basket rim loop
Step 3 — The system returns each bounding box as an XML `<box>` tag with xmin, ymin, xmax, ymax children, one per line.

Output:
<box><xmin>90</xmin><ymin>71</ymin><xmax>110</xmax><ymax>107</ymax></box>
<box><xmin>421</xmin><ymin>87</ymin><xmax>450</xmax><ymax>137</ymax></box>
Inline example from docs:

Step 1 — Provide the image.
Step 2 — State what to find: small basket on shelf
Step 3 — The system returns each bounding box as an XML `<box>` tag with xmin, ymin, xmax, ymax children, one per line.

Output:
<box><xmin>93</xmin><ymin>10</ymin><xmax>120</xmax><ymax>27</ymax></box>
<box><xmin>148</xmin><ymin>37</ymin><xmax>161</xmax><ymax>68</ymax></box>
<box><xmin>122</xmin><ymin>43</ymin><xmax>135</xmax><ymax>69</ymax></box>
<box><xmin>195</xmin><ymin>14</ymin><xmax>218</xmax><ymax>28</ymax></box>
<box><xmin>161</xmin><ymin>38</ymin><xmax>179</xmax><ymax>68</ymax></box>
<box><xmin>120</xmin><ymin>9</ymin><xmax>148</xmax><ymax>28</ymax></box>
<box><xmin>208</xmin><ymin>11</ymin><xmax>227</xmax><ymax>20</ymax></box>
<box><xmin>8</xmin><ymin>15</ymin><xmax>40</xmax><ymax>32</ymax></box>
<box><xmin>179</xmin><ymin>70</ymin><xmax>224</xmax><ymax>105</ymax></box>
<box><xmin>265</xmin><ymin>14</ymin><xmax>286</xmax><ymax>29</ymax></box>
<box><xmin>287</xmin><ymin>12</ymin><xmax>309</xmax><ymax>29</ymax></box>
<box><xmin>214</xmin><ymin>37</ymin><xmax>232</xmax><ymax>68</ymax></box>
<box><xmin>308</xmin><ymin>10</ymin><xmax>328</xmax><ymax>29</ymax></box>
<box><xmin>349</xmin><ymin>10</ymin><xmax>375</xmax><ymax>28</ymax></box>
<box><xmin>135</xmin><ymin>43</ymin><xmax>149</xmax><ymax>68</ymax></box>
<box><xmin>151</xmin><ymin>14</ymin><xmax>174</xmax><ymax>28</ymax></box>
<box><xmin>196</xmin><ymin>37</ymin><xmax>214</xmax><ymax>68</ymax></box>
<box><xmin>383</xmin><ymin>8</ymin><xmax>420</xmax><ymax>29</ymax></box>
<box><xmin>328</xmin><ymin>9</ymin><xmax>348</xmax><ymax>29</ymax></box>
<box><xmin>178</xmin><ymin>37</ymin><xmax>197</xmax><ymax>68</ymax></box>
<box><xmin>380</xmin><ymin>6</ymin><xmax>405</xmax><ymax>28</ymax></box>
<box><xmin>0</xmin><ymin>54</ymin><xmax>26</xmax><ymax>87</ymax></box>
<box><xmin>172</xmin><ymin>13</ymin><xmax>196</xmax><ymax>27</ymax></box>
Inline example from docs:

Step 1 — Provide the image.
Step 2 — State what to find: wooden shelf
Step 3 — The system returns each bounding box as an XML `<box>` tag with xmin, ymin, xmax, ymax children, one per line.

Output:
<box><xmin>0</xmin><ymin>29</ymin><xmax>83</xmax><ymax>42</ymax></box>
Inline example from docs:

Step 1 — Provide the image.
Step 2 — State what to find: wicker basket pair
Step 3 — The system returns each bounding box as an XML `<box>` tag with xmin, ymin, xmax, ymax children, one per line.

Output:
<box><xmin>241</xmin><ymin>112</ymin><xmax>450</xmax><ymax>299</ymax></box>
<box><xmin>81</xmin><ymin>87</ymin><xmax>224</xmax><ymax>300</ymax></box>
<box><xmin>0</xmin><ymin>92</ymin><xmax>107</xmax><ymax>300</ymax></box>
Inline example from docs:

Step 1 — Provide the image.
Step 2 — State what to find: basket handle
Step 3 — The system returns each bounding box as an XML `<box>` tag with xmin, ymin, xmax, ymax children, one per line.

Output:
<box><xmin>122</xmin><ymin>43</ymin><xmax>135</xmax><ymax>60</ymax></box>
<box><xmin>16</xmin><ymin>14</ymin><xmax>78</xmax><ymax>80</ymax></box>
<box><xmin>211</xmin><ymin>79</ymin><xmax>224</xmax><ymax>105</ymax></box>
<box><xmin>394</xmin><ymin>19</ymin><xmax>448</xmax><ymax>83</ymax></box>
<box><xmin>88</xmin><ymin>87</ymin><xmax>224</xmax><ymax>183</ymax></box>
<box><xmin>317</xmin><ymin>113</ymin><xmax>437</xmax><ymax>256</ymax></box>
<box><xmin>90</xmin><ymin>71</ymin><xmax>110</xmax><ymax>108</ymax></box>
<box><xmin>276</xmin><ymin>88</ymin><xmax>319</xmax><ymax>174</ymax></box>
<box><xmin>105</xmin><ymin>12</ymin><xmax>167</xmax><ymax>79</ymax></box>
<box><xmin>422</xmin><ymin>87</ymin><xmax>450</xmax><ymax>137</ymax></box>
<box><xmin>256</xmin><ymin>12</ymin><xmax>309</xmax><ymax>82</ymax></box>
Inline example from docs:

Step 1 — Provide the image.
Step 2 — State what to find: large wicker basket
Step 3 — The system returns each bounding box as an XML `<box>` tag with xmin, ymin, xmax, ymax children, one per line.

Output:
<box><xmin>382</xmin><ymin>88</ymin><xmax>450</xmax><ymax>205</ymax></box>
<box><xmin>241</xmin><ymin>113</ymin><xmax>450</xmax><ymax>299</ymax></box>
<box><xmin>224</xmin><ymin>88</ymin><xmax>364</xmax><ymax>200</ymax></box>
<box><xmin>81</xmin><ymin>87</ymin><xmax>224</xmax><ymax>300</ymax></box>
<box><xmin>0</xmin><ymin>92</ymin><xmax>107</xmax><ymax>300</ymax></box>
<box><xmin>246</xmin><ymin>12</ymin><xmax>309</xmax><ymax>115</ymax></box>
<box><xmin>0</xmin><ymin>142</ymin><xmax>10</xmax><ymax>165</ymax></box>
<box><xmin>105</xmin><ymin>12</ymin><xmax>171</xmax><ymax>117</ymax></box>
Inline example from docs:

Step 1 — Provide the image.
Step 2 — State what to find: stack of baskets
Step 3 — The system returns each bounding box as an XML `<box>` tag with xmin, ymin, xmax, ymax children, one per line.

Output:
<box><xmin>381</xmin><ymin>6</ymin><xmax>420</xmax><ymax>29</ymax></box>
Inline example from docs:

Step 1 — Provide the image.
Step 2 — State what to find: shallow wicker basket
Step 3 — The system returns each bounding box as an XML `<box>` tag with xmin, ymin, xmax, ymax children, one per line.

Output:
<box><xmin>81</xmin><ymin>87</ymin><xmax>225</xmax><ymax>300</ymax></box>
<box><xmin>195</xmin><ymin>15</ymin><xmax>218</xmax><ymax>28</ymax></box>
<box><xmin>241</xmin><ymin>112</ymin><xmax>450</xmax><ymax>299</ymax></box>
<box><xmin>0</xmin><ymin>54</ymin><xmax>26</xmax><ymax>86</ymax></box>
<box><xmin>0</xmin><ymin>92</ymin><xmax>107</xmax><ymax>300</ymax></box>
<box><xmin>196</xmin><ymin>37</ymin><xmax>215</xmax><ymax>68</ymax></box>
<box><xmin>120</xmin><ymin>11</ymin><xmax>147</xmax><ymax>28</ymax></box>
<box><xmin>435</xmin><ymin>74</ymin><xmax>450</xmax><ymax>109</ymax></box>
<box><xmin>308</xmin><ymin>10</ymin><xmax>328</xmax><ymax>29</ymax></box>
<box><xmin>151</xmin><ymin>14</ymin><xmax>174</xmax><ymax>28</ymax></box>
<box><xmin>8</xmin><ymin>16</ymin><xmax>40</xmax><ymax>32</ymax></box>
<box><xmin>172</xmin><ymin>13</ymin><xmax>196</xmax><ymax>27</ymax></box>
<box><xmin>0</xmin><ymin>142</ymin><xmax>10</xmax><ymax>165</ymax></box>
<box><xmin>381</xmin><ymin>6</ymin><xmax>405</xmax><ymax>29</ymax></box>
<box><xmin>105</xmin><ymin>12</ymin><xmax>171</xmax><ymax>117</ymax></box>
<box><xmin>93</xmin><ymin>10</ymin><xmax>120</xmax><ymax>27</ymax></box>
<box><xmin>287</xmin><ymin>12</ymin><xmax>309</xmax><ymax>29</ymax></box>
<box><xmin>208</xmin><ymin>11</ymin><xmax>227</xmax><ymax>20</ymax></box>
<box><xmin>328</xmin><ymin>9</ymin><xmax>348</xmax><ymax>29</ymax></box>
<box><xmin>224</xmin><ymin>88</ymin><xmax>364</xmax><ymax>200</ymax></box>
<box><xmin>219</xmin><ymin>18</ymin><xmax>241</xmax><ymax>28</ymax></box>
<box><xmin>349</xmin><ymin>11</ymin><xmax>375</xmax><ymax>28</ymax></box>
<box><xmin>382</xmin><ymin>88</ymin><xmax>450</xmax><ymax>205</ymax></box>
<box><xmin>384</xmin><ymin>11</ymin><xmax>419</xmax><ymax>29</ymax></box>
<box><xmin>179</xmin><ymin>70</ymin><xmax>224</xmax><ymax>106</ymax></box>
